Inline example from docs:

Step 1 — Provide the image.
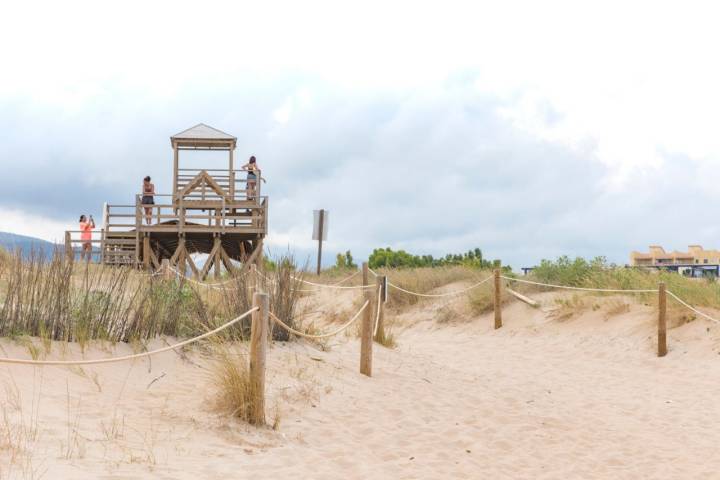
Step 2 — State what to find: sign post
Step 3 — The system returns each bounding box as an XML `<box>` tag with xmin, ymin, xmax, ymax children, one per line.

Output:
<box><xmin>312</xmin><ymin>209</ymin><xmax>329</xmax><ymax>275</ymax></box>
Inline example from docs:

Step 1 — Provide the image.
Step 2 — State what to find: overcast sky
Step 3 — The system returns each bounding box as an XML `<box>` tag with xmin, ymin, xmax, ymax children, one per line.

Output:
<box><xmin>1</xmin><ymin>0</ymin><xmax>720</xmax><ymax>269</ymax></box>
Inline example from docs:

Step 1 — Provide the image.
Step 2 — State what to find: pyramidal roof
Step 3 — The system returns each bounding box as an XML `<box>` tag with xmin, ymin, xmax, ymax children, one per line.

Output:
<box><xmin>171</xmin><ymin>123</ymin><xmax>236</xmax><ymax>141</ymax></box>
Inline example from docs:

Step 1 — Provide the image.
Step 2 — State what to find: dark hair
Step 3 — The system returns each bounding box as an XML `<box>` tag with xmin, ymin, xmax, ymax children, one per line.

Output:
<box><xmin>144</xmin><ymin>176</ymin><xmax>151</xmax><ymax>182</ymax></box>
<box><xmin>79</xmin><ymin>215</ymin><xmax>86</xmax><ymax>222</ymax></box>
<box><xmin>249</xmin><ymin>156</ymin><xmax>256</xmax><ymax>164</ymax></box>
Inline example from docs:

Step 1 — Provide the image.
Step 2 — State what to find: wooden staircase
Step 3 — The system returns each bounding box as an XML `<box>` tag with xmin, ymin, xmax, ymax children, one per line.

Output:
<box><xmin>101</xmin><ymin>231</ymin><xmax>138</xmax><ymax>266</ymax></box>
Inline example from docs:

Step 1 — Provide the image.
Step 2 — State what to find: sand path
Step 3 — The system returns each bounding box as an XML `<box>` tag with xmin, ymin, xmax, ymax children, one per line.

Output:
<box><xmin>1</xmin><ymin>293</ymin><xmax>720</xmax><ymax>479</ymax></box>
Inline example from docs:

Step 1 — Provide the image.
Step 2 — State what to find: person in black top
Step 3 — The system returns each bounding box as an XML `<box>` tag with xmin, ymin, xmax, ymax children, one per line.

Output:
<box><xmin>141</xmin><ymin>176</ymin><xmax>155</xmax><ymax>225</ymax></box>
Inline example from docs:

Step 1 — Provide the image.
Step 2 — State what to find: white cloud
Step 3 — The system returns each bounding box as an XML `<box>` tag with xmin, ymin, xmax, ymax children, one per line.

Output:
<box><xmin>3</xmin><ymin>0</ymin><xmax>720</xmax><ymax>267</ymax></box>
<box><xmin>0</xmin><ymin>210</ymin><xmax>73</xmax><ymax>243</ymax></box>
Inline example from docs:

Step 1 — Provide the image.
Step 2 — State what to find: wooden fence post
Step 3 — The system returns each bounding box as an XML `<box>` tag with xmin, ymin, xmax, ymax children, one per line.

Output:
<box><xmin>494</xmin><ymin>264</ymin><xmax>502</xmax><ymax>329</ymax></box>
<box><xmin>162</xmin><ymin>259</ymin><xmax>171</xmax><ymax>280</ymax></box>
<box><xmin>250</xmin><ymin>292</ymin><xmax>269</xmax><ymax>425</ymax></box>
<box><xmin>143</xmin><ymin>235</ymin><xmax>151</xmax><ymax>271</ymax></box>
<box><xmin>658</xmin><ymin>282</ymin><xmax>667</xmax><ymax>357</ymax></box>
<box><xmin>360</xmin><ymin>262</ymin><xmax>373</xmax><ymax>376</ymax></box>
<box><xmin>374</xmin><ymin>275</ymin><xmax>386</xmax><ymax>343</ymax></box>
<box><xmin>64</xmin><ymin>231</ymin><xmax>73</xmax><ymax>262</ymax></box>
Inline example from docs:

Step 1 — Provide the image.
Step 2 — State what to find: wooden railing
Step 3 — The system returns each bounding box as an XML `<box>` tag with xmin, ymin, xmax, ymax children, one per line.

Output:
<box><xmin>64</xmin><ymin>230</ymin><xmax>104</xmax><ymax>262</ymax></box>
<box><xmin>101</xmin><ymin>194</ymin><xmax>268</xmax><ymax>235</ymax></box>
<box><xmin>175</xmin><ymin>168</ymin><xmax>263</xmax><ymax>202</ymax></box>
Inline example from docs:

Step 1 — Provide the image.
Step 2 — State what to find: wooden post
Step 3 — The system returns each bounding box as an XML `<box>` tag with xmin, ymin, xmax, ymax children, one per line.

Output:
<box><xmin>213</xmin><ymin>236</ymin><xmax>221</xmax><ymax>280</ymax></box>
<box><xmin>374</xmin><ymin>275</ymin><xmax>386</xmax><ymax>343</ymax></box>
<box><xmin>316</xmin><ymin>209</ymin><xmax>325</xmax><ymax>275</ymax></box>
<box><xmin>493</xmin><ymin>265</ymin><xmax>502</xmax><ymax>329</ymax></box>
<box><xmin>177</xmin><ymin>237</ymin><xmax>187</xmax><ymax>278</ymax></box>
<box><xmin>162</xmin><ymin>259</ymin><xmax>171</xmax><ymax>280</ymax></box>
<box><xmin>143</xmin><ymin>235</ymin><xmax>151</xmax><ymax>271</ymax></box>
<box><xmin>658</xmin><ymin>282</ymin><xmax>667</xmax><ymax>357</ymax></box>
<box><xmin>100</xmin><ymin>228</ymin><xmax>106</xmax><ymax>265</ymax></box>
<box><xmin>250</xmin><ymin>292</ymin><xmax>269</xmax><ymax>425</ymax></box>
<box><xmin>172</xmin><ymin>144</ymin><xmax>179</xmax><ymax>204</ymax></box>
<box><xmin>228</xmin><ymin>146</ymin><xmax>235</xmax><ymax>199</ymax></box>
<box><xmin>64</xmin><ymin>231</ymin><xmax>73</xmax><ymax>262</ymax></box>
<box><xmin>360</xmin><ymin>262</ymin><xmax>373</xmax><ymax>376</ymax></box>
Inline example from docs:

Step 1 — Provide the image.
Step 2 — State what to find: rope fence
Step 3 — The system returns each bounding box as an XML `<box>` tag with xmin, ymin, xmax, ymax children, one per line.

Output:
<box><xmin>3</xmin><ymin>257</ymin><xmax>720</xmax><ymax>424</ymax></box>
<box><xmin>269</xmin><ymin>300</ymin><xmax>369</xmax><ymax>339</ymax></box>
<box><xmin>666</xmin><ymin>290</ymin><xmax>720</xmax><ymax>324</ymax></box>
<box><xmin>0</xmin><ymin>308</ymin><xmax>258</xmax><ymax>366</ymax></box>
<box><xmin>500</xmin><ymin>275</ymin><xmax>657</xmax><ymax>293</ymax></box>
<box><xmin>388</xmin><ymin>276</ymin><xmax>494</xmax><ymax>297</ymax></box>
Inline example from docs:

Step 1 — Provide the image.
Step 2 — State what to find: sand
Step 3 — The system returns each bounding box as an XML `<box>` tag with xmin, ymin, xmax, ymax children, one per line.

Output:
<box><xmin>1</xmin><ymin>288</ymin><xmax>720</xmax><ymax>479</ymax></box>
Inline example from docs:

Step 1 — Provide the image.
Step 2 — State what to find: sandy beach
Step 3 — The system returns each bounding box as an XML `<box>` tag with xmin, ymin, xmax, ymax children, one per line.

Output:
<box><xmin>1</xmin><ymin>287</ymin><xmax>719</xmax><ymax>479</ymax></box>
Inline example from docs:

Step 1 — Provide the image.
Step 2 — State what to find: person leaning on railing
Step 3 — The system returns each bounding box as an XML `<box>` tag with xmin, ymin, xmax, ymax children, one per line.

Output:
<box><xmin>141</xmin><ymin>175</ymin><xmax>155</xmax><ymax>225</ymax></box>
<box><xmin>79</xmin><ymin>214</ymin><xmax>95</xmax><ymax>262</ymax></box>
<box><xmin>241</xmin><ymin>156</ymin><xmax>266</xmax><ymax>200</ymax></box>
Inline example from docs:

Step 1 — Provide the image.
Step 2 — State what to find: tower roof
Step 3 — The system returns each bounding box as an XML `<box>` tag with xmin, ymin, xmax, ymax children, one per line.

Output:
<box><xmin>171</xmin><ymin>123</ymin><xmax>236</xmax><ymax>149</ymax></box>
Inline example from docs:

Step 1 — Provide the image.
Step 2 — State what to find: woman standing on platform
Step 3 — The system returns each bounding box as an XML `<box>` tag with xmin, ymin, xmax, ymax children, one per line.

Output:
<box><xmin>241</xmin><ymin>156</ymin><xmax>264</xmax><ymax>200</ymax></box>
<box><xmin>141</xmin><ymin>176</ymin><xmax>155</xmax><ymax>225</ymax></box>
<box><xmin>79</xmin><ymin>214</ymin><xmax>95</xmax><ymax>262</ymax></box>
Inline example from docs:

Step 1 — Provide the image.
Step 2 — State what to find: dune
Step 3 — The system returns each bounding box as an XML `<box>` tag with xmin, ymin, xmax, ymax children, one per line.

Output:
<box><xmin>1</xmin><ymin>287</ymin><xmax>720</xmax><ymax>479</ymax></box>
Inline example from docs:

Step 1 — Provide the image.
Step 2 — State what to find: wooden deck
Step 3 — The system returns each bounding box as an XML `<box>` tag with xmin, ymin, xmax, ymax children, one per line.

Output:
<box><xmin>65</xmin><ymin>125</ymin><xmax>268</xmax><ymax>279</ymax></box>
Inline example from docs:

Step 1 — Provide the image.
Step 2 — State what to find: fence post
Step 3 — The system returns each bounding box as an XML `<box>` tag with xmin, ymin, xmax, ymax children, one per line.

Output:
<box><xmin>374</xmin><ymin>275</ymin><xmax>386</xmax><ymax>343</ymax></box>
<box><xmin>64</xmin><ymin>231</ymin><xmax>73</xmax><ymax>262</ymax></box>
<box><xmin>658</xmin><ymin>282</ymin><xmax>667</xmax><ymax>357</ymax></box>
<box><xmin>360</xmin><ymin>262</ymin><xmax>373</xmax><ymax>376</ymax></box>
<box><xmin>250</xmin><ymin>292</ymin><xmax>269</xmax><ymax>425</ymax></box>
<box><xmin>143</xmin><ymin>235</ymin><xmax>151</xmax><ymax>271</ymax></box>
<box><xmin>162</xmin><ymin>259</ymin><xmax>171</xmax><ymax>280</ymax></box>
<box><xmin>493</xmin><ymin>262</ymin><xmax>502</xmax><ymax>329</ymax></box>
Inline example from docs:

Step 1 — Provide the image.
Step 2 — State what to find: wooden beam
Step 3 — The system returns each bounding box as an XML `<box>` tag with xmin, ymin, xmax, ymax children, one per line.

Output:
<box><xmin>149</xmin><ymin>244</ymin><xmax>161</xmax><ymax>270</ymax></box>
<box><xmin>214</xmin><ymin>238</ymin><xmax>222</xmax><ymax>279</ymax></box>
<box><xmin>173</xmin><ymin>144</ymin><xmax>179</xmax><ymax>201</ymax></box>
<box><xmin>229</xmin><ymin>147</ymin><xmax>235</xmax><ymax>198</ymax></box>
<box><xmin>235</xmin><ymin>239</ymin><xmax>263</xmax><ymax>277</ymax></box>
<box><xmin>239</xmin><ymin>241</ymin><xmax>247</xmax><ymax>262</ymax></box>
<box><xmin>143</xmin><ymin>235</ymin><xmax>151</xmax><ymax>271</ymax></box>
<box><xmin>200</xmin><ymin>237</ymin><xmax>222</xmax><ymax>280</ymax></box>
<box><xmin>507</xmin><ymin>288</ymin><xmax>539</xmax><ymax>308</ymax></box>
<box><xmin>218</xmin><ymin>243</ymin><xmax>237</xmax><ymax>274</ymax></box>
<box><xmin>170</xmin><ymin>239</ymin><xmax>182</xmax><ymax>265</ymax></box>
<box><xmin>181</xmin><ymin>170</ymin><xmax>231</xmax><ymax>202</ymax></box>
<box><xmin>186</xmin><ymin>252</ymin><xmax>200</xmax><ymax>280</ymax></box>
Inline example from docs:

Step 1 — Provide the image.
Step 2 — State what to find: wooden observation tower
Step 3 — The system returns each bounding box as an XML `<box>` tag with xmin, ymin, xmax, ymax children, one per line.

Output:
<box><xmin>69</xmin><ymin>124</ymin><xmax>267</xmax><ymax>278</ymax></box>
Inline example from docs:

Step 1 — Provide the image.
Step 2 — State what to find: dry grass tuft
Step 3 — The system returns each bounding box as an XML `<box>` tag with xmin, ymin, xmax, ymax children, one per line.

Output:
<box><xmin>210</xmin><ymin>346</ymin><xmax>262</xmax><ymax>425</ymax></box>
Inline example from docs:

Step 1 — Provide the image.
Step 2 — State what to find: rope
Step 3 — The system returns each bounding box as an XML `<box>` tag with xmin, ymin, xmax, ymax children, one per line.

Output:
<box><xmin>290</xmin><ymin>275</ymin><xmax>375</xmax><ymax>290</ymax></box>
<box><xmin>666</xmin><ymin>290</ymin><xmax>720</xmax><ymax>324</ymax></box>
<box><xmin>500</xmin><ymin>276</ymin><xmax>657</xmax><ymax>293</ymax></box>
<box><xmin>269</xmin><ymin>301</ymin><xmax>369</xmax><ymax>339</ymax></box>
<box><xmin>254</xmin><ymin>270</ymin><xmax>372</xmax><ymax>292</ymax></box>
<box><xmin>333</xmin><ymin>270</ymin><xmax>361</xmax><ymax>285</ymax></box>
<box><xmin>388</xmin><ymin>275</ymin><xmax>493</xmax><ymax>297</ymax></box>
<box><xmin>169</xmin><ymin>267</ymin><xmax>239</xmax><ymax>289</ymax></box>
<box><xmin>0</xmin><ymin>308</ymin><xmax>258</xmax><ymax>366</ymax></box>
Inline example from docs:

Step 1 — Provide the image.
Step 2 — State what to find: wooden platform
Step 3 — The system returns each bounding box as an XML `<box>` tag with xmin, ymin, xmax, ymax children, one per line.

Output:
<box><xmin>65</xmin><ymin>124</ymin><xmax>269</xmax><ymax>280</ymax></box>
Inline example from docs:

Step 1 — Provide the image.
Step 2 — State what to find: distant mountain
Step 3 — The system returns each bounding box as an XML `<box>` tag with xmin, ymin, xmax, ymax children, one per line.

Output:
<box><xmin>0</xmin><ymin>232</ymin><xmax>59</xmax><ymax>259</ymax></box>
